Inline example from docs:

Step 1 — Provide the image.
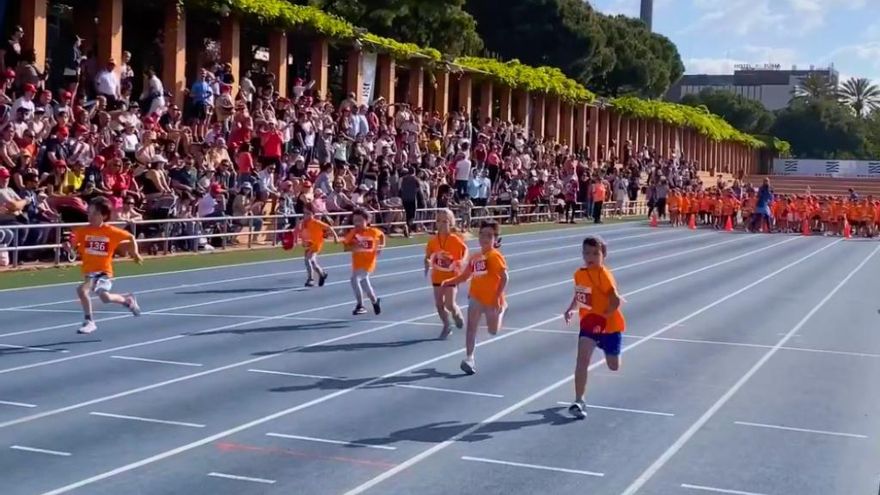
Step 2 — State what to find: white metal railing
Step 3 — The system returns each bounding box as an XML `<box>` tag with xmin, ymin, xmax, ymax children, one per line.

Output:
<box><xmin>0</xmin><ymin>201</ymin><xmax>648</xmax><ymax>268</ymax></box>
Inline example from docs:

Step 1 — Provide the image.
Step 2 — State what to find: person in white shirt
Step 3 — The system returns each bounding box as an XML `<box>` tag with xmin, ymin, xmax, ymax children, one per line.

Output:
<box><xmin>140</xmin><ymin>67</ymin><xmax>166</xmax><ymax>116</ymax></box>
<box><xmin>94</xmin><ymin>59</ymin><xmax>121</xmax><ymax>107</ymax></box>
<box><xmin>11</xmin><ymin>83</ymin><xmax>36</xmax><ymax>119</ymax></box>
<box><xmin>453</xmin><ymin>143</ymin><xmax>472</xmax><ymax>200</ymax></box>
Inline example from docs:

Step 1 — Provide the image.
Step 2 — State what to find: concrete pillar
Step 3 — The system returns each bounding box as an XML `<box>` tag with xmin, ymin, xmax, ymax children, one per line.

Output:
<box><xmin>545</xmin><ymin>97</ymin><xmax>560</xmax><ymax>142</ymax></box>
<box><xmin>599</xmin><ymin>108</ymin><xmax>610</xmax><ymax>160</ymax></box>
<box><xmin>98</xmin><ymin>0</ymin><xmax>123</xmax><ymax>70</ymax></box>
<box><xmin>498</xmin><ymin>86</ymin><xmax>512</xmax><ymax>122</ymax></box>
<box><xmin>434</xmin><ymin>70</ymin><xmax>450</xmax><ymax>116</ymax></box>
<box><xmin>310</xmin><ymin>38</ymin><xmax>329</xmax><ymax>98</ymax></box>
<box><xmin>407</xmin><ymin>63</ymin><xmax>424</xmax><ymax>108</ymax></box>
<box><xmin>162</xmin><ymin>1</ymin><xmax>187</xmax><ymax>107</ymax></box>
<box><xmin>515</xmin><ymin>90</ymin><xmax>529</xmax><ymax>127</ymax></box>
<box><xmin>479</xmin><ymin>81</ymin><xmax>493</xmax><ymax>121</ymax></box>
<box><xmin>588</xmin><ymin>106</ymin><xmax>599</xmax><ymax>163</ymax></box>
<box><xmin>268</xmin><ymin>31</ymin><xmax>288</xmax><ymax>98</ymax></box>
<box><xmin>532</xmin><ymin>94</ymin><xmax>546</xmax><ymax>139</ymax></box>
<box><xmin>458</xmin><ymin>74</ymin><xmax>473</xmax><ymax>116</ymax></box>
<box><xmin>560</xmin><ymin>103</ymin><xmax>574</xmax><ymax>147</ymax></box>
<box><xmin>377</xmin><ymin>54</ymin><xmax>395</xmax><ymax>107</ymax></box>
<box><xmin>220</xmin><ymin>15</ymin><xmax>241</xmax><ymax>94</ymax></box>
<box><xmin>20</xmin><ymin>0</ymin><xmax>48</xmax><ymax>72</ymax></box>
<box><xmin>346</xmin><ymin>49</ymin><xmax>364</xmax><ymax>104</ymax></box>
<box><xmin>575</xmin><ymin>104</ymin><xmax>588</xmax><ymax>152</ymax></box>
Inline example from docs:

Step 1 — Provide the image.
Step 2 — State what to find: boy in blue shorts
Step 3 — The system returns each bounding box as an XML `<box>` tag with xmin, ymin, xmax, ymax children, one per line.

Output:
<box><xmin>563</xmin><ymin>236</ymin><xmax>626</xmax><ymax>419</ymax></box>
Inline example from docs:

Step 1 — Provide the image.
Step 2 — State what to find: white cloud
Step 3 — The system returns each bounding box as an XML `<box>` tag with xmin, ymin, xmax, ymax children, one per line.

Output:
<box><xmin>684</xmin><ymin>57</ymin><xmax>745</xmax><ymax>74</ymax></box>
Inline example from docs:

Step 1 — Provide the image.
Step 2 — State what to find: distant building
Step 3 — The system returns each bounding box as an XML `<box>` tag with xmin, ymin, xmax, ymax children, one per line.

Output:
<box><xmin>665</xmin><ymin>65</ymin><xmax>839</xmax><ymax>111</ymax></box>
<box><xmin>640</xmin><ymin>0</ymin><xmax>653</xmax><ymax>31</ymax></box>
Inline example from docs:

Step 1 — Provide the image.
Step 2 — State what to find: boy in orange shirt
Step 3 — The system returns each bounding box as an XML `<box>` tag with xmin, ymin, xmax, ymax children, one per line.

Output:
<box><xmin>298</xmin><ymin>202</ymin><xmax>339</xmax><ymax>287</ymax></box>
<box><xmin>442</xmin><ymin>220</ymin><xmax>508</xmax><ymax>375</ymax></box>
<box><xmin>563</xmin><ymin>236</ymin><xmax>625</xmax><ymax>419</ymax></box>
<box><xmin>424</xmin><ymin>209</ymin><xmax>468</xmax><ymax>339</ymax></box>
<box><xmin>72</xmin><ymin>197</ymin><xmax>143</xmax><ymax>334</ymax></box>
<box><xmin>343</xmin><ymin>208</ymin><xmax>385</xmax><ymax>315</ymax></box>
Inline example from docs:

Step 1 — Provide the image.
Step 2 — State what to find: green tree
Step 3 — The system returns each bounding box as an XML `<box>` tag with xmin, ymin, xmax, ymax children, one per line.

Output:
<box><xmin>838</xmin><ymin>77</ymin><xmax>880</xmax><ymax>118</ymax></box>
<box><xmin>680</xmin><ymin>88</ymin><xmax>774</xmax><ymax>134</ymax></box>
<box><xmin>791</xmin><ymin>73</ymin><xmax>838</xmax><ymax>103</ymax></box>
<box><xmin>771</xmin><ymin>99</ymin><xmax>867</xmax><ymax>159</ymax></box>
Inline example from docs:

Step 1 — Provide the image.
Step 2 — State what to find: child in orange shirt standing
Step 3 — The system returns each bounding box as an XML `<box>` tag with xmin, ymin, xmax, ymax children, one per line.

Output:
<box><xmin>442</xmin><ymin>220</ymin><xmax>508</xmax><ymax>375</ymax></box>
<box><xmin>298</xmin><ymin>202</ymin><xmax>339</xmax><ymax>287</ymax></box>
<box><xmin>424</xmin><ymin>209</ymin><xmax>468</xmax><ymax>339</ymax></box>
<box><xmin>72</xmin><ymin>197</ymin><xmax>144</xmax><ymax>334</ymax></box>
<box><xmin>343</xmin><ymin>208</ymin><xmax>385</xmax><ymax>315</ymax></box>
<box><xmin>563</xmin><ymin>236</ymin><xmax>625</xmax><ymax>419</ymax></box>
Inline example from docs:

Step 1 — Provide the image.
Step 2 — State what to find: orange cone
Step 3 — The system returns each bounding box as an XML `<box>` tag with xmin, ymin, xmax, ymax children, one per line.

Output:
<box><xmin>688</xmin><ymin>214</ymin><xmax>696</xmax><ymax>230</ymax></box>
<box><xmin>724</xmin><ymin>216</ymin><xmax>733</xmax><ymax>232</ymax></box>
<box><xmin>843</xmin><ymin>219</ymin><xmax>852</xmax><ymax>239</ymax></box>
<box><xmin>650</xmin><ymin>213</ymin><xmax>658</xmax><ymax>228</ymax></box>
<box><xmin>801</xmin><ymin>218</ymin><xmax>811</xmax><ymax>236</ymax></box>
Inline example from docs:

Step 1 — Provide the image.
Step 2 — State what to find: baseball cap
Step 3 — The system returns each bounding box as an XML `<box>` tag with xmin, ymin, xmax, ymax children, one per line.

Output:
<box><xmin>23</xmin><ymin>84</ymin><xmax>37</xmax><ymax>94</ymax></box>
<box><xmin>0</xmin><ymin>167</ymin><xmax>10</xmax><ymax>178</ymax></box>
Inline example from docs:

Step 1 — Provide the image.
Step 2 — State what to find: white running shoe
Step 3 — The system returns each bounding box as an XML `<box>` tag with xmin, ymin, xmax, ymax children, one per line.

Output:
<box><xmin>124</xmin><ymin>294</ymin><xmax>141</xmax><ymax>316</ymax></box>
<box><xmin>568</xmin><ymin>400</ymin><xmax>587</xmax><ymax>420</ymax></box>
<box><xmin>460</xmin><ymin>357</ymin><xmax>476</xmax><ymax>375</ymax></box>
<box><xmin>78</xmin><ymin>320</ymin><xmax>97</xmax><ymax>334</ymax></box>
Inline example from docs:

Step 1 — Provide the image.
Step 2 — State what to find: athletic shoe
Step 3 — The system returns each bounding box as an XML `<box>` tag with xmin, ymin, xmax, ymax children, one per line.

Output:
<box><xmin>372</xmin><ymin>299</ymin><xmax>382</xmax><ymax>315</ymax></box>
<box><xmin>353</xmin><ymin>305</ymin><xmax>367</xmax><ymax>315</ymax></box>
<box><xmin>305</xmin><ymin>279</ymin><xmax>316</xmax><ymax>287</ymax></box>
<box><xmin>439</xmin><ymin>324</ymin><xmax>453</xmax><ymax>340</ymax></box>
<box><xmin>452</xmin><ymin>311</ymin><xmax>464</xmax><ymax>329</ymax></box>
<box><xmin>460</xmin><ymin>357</ymin><xmax>476</xmax><ymax>375</ymax></box>
<box><xmin>124</xmin><ymin>294</ymin><xmax>141</xmax><ymax>316</ymax></box>
<box><xmin>318</xmin><ymin>272</ymin><xmax>328</xmax><ymax>287</ymax></box>
<box><xmin>568</xmin><ymin>400</ymin><xmax>587</xmax><ymax>420</ymax></box>
<box><xmin>78</xmin><ymin>320</ymin><xmax>97</xmax><ymax>334</ymax></box>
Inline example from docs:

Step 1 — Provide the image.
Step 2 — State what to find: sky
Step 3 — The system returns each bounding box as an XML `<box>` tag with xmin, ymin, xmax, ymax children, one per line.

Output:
<box><xmin>589</xmin><ymin>0</ymin><xmax>880</xmax><ymax>82</ymax></box>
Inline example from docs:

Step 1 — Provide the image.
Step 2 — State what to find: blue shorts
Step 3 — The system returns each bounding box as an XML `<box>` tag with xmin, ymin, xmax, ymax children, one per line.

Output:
<box><xmin>579</xmin><ymin>330</ymin><xmax>622</xmax><ymax>356</ymax></box>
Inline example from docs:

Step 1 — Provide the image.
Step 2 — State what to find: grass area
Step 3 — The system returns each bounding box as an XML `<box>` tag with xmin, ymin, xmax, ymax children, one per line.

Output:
<box><xmin>0</xmin><ymin>218</ymin><xmax>639</xmax><ymax>290</ymax></box>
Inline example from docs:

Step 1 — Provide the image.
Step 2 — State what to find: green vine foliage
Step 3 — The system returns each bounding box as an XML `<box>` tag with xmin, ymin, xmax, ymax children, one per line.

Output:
<box><xmin>454</xmin><ymin>57</ymin><xmax>595</xmax><ymax>103</ymax></box>
<box><xmin>361</xmin><ymin>34</ymin><xmax>442</xmax><ymax>62</ymax></box>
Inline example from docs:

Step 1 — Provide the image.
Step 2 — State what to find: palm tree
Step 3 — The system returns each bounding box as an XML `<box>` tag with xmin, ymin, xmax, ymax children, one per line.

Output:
<box><xmin>838</xmin><ymin>77</ymin><xmax>880</xmax><ymax>117</ymax></box>
<box><xmin>791</xmin><ymin>73</ymin><xmax>838</xmax><ymax>102</ymax></box>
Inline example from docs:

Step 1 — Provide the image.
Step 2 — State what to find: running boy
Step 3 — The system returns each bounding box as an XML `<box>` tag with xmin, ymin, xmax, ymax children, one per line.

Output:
<box><xmin>298</xmin><ymin>202</ymin><xmax>339</xmax><ymax>287</ymax></box>
<box><xmin>425</xmin><ymin>209</ymin><xmax>468</xmax><ymax>339</ymax></box>
<box><xmin>442</xmin><ymin>220</ymin><xmax>508</xmax><ymax>375</ymax></box>
<box><xmin>343</xmin><ymin>208</ymin><xmax>385</xmax><ymax>315</ymax></box>
<box><xmin>563</xmin><ymin>236</ymin><xmax>626</xmax><ymax>419</ymax></box>
<box><xmin>72</xmin><ymin>197</ymin><xmax>143</xmax><ymax>334</ymax></box>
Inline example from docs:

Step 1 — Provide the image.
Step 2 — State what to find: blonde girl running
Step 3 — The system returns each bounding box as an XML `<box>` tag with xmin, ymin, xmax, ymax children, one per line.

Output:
<box><xmin>424</xmin><ymin>209</ymin><xmax>468</xmax><ymax>339</ymax></box>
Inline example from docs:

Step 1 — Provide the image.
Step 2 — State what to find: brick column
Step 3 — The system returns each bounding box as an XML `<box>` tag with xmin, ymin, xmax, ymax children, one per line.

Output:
<box><xmin>498</xmin><ymin>86</ymin><xmax>512</xmax><ymax>122</ymax></box>
<box><xmin>268</xmin><ymin>31</ymin><xmax>288</xmax><ymax>98</ymax></box>
<box><xmin>532</xmin><ymin>94</ymin><xmax>546</xmax><ymax>139</ymax></box>
<box><xmin>407</xmin><ymin>63</ymin><xmax>424</xmax><ymax>108</ymax></box>
<box><xmin>434</xmin><ymin>70</ymin><xmax>450</xmax><ymax>116</ymax></box>
<box><xmin>20</xmin><ymin>0</ymin><xmax>48</xmax><ymax>71</ymax></box>
<box><xmin>479</xmin><ymin>81</ymin><xmax>493</xmax><ymax>121</ymax></box>
<box><xmin>560</xmin><ymin>103</ymin><xmax>574</xmax><ymax>147</ymax></box>
<box><xmin>545</xmin><ymin>97</ymin><xmax>560</xmax><ymax>142</ymax></box>
<box><xmin>599</xmin><ymin>108</ymin><xmax>610</xmax><ymax>160</ymax></box>
<box><xmin>219</xmin><ymin>15</ymin><xmax>241</xmax><ymax>94</ymax></box>
<box><xmin>98</xmin><ymin>0</ymin><xmax>123</xmax><ymax>69</ymax></box>
<box><xmin>346</xmin><ymin>49</ymin><xmax>364</xmax><ymax>104</ymax></box>
<box><xmin>458</xmin><ymin>74</ymin><xmax>473</xmax><ymax>115</ymax></box>
<box><xmin>515</xmin><ymin>90</ymin><xmax>529</xmax><ymax>127</ymax></box>
<box><xmin>588</xmin><ymin>106</ymin><xmax>599</xmax><ymax>163</ymax></box>
<box><xmin>310</xmin><ymin>38</ymin><xmax>329</xmax><ymax>98</ymax></box>
<box><xmin>575</xmin><ymin>104</ymin><xmax>588</xmax><ymax>152</ymax></box>
<box><xmin>162</xmin><ymin>2</ymin><xmax>186</xmax><ymax>106</ymax></box>
<box><xmin>377</xmin><ymin>54</ymin><xmax>396</xmax><ymax>106</ymax></box>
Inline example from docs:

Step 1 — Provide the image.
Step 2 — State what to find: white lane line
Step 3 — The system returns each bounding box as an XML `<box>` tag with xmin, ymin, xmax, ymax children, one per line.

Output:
<box><xmin>10</xmin><ymin>445</ymin><xmax>71</xmax><ymax>457</ymax></box>
<box><xmin>340</xmin><ymin>239</ymin><xmax>841</xmax><ymax>495</ymax></box>
<box><xmin>266</xmin><ymin>433</ymin><xmax>397</xmax><ymax>450</ymax></box>
<box><xmin>0</xmin><ymin>400</ymin><xmax>37</xmax><ymax>408</ymax></box>
<box><xmin>0</xmin><ymin>229</ymin><xmax>671</xmax><ymax>339</ymax></box>
<box><xmin>89</xmin><ymin>412</ymin><xmax>205</xmax><ymax>428</ymax></box>
<box><xmin>0</xmin><ymin>233</ymin><xmax>724</xmax><ymax>375</ymax></box>
<box><xmin>681</xmin><ymin>483</ymin><xmax>768</xmax><ymax>495</ymax></box>
<box><xmin>207</xmin><ymin>472</ymin><xmax>276</xmax><ymax>484</ymax></box>
<box><xmin>0</xmin><ymin>343</ymin><xmax>69</xmax><ymax>353</ymax></box>
<box><xmin>555</xmin><ymin>402</ymin><xmax>674</xmax><ymax>417</ymax></box>
<box><xmin>0</xmin><ymin>223</ymin><xmax>641</xmax><ymax>295</ymax></box>
<box><xmin>460</xmin><ymin>456</ymin><xmax>604</xmax><ymax>477</ymax></box>
<box><xmin>110</xmin><ymin>355</ymin><xmax>203</xmax><ymax>367</ymax></box>
<box><xmin>733</xmin><ymin>421</ymin><xmax>867</xmax><ymax>439</ymax></box>
<box><xmin>619</xmin><ymin>241</ymin><xmax>874</xmax><ymax>495</ymax></box>
<box><xmin>393</xmin><ymin>384</ymin><xmax>504</xmax><ymax>398</ymax></box>
<box><xmin>248</xmin><ymin>369</ymin><xmax>341</xmax><ymax>380</ymax></box>
<box><xmin>34</xmin><ymin>237</ymin><xmax>800</xmax><ymax>495</ymax></box>
<box><xmin>626</xmin><ymin>335</ymin><xmax>880</xmax><ymax>359</ymax></box>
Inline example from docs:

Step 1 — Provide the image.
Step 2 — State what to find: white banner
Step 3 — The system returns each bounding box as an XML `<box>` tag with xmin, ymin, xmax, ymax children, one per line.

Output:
<box><xmin>772</xmin><ymin>159</ymin><xmax>880</xmax><ymax>178</ymax></box>
<box><xmin>360</xmin><ymin>52</ymin><xmax>378</xmax><ymax>104</ymax></box>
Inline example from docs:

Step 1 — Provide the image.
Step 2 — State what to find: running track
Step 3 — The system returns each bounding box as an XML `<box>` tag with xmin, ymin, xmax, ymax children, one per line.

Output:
<box><xmin>0</xmin><ymin>223</ymin><xmax>878</xmax><ymax>495</ymax></box>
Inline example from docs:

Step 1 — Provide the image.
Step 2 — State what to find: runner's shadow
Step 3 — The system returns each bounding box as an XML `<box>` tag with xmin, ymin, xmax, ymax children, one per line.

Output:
<box><xmin>349</xmin><ymin>407</ymin><xmax>574</xmax><ymax>447</ymax></box>
<box><xmin>295</xmin><ymin>338</ymin><xmax>437</xmax><ymax>354</ymax></box>
<box><xmin>0</xmin><ymin>339</ymin><xmax>101</xmax><ymax>354</ymax></box>
<box><xmin>193</xmin><ymin>321</ymin><xmax>347</xmax><ymax>338</ymax></box>
<box><xmin>268</xmin><ymin>367</ymin><xmax>463</xmax><ymax>394</ymax></box>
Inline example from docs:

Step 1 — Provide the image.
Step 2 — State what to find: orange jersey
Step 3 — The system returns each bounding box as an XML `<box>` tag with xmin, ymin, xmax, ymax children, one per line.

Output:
<box><xmin>73</xmin><ymin>224</ymin><xmax>131</xmax><ymax>277</ymax></box>
<box><xmin>344</xmin><ymin>227</ymin><xmax>385</xmax><ymax>273</ymax></box>
<box><xmin>668</xmin><ymin>194</ymin><xmax>680</xmax><ymax>212</ymax></box>
<box><xmin>300</xmin><ymin>218</ymin><xmax>330</xmax><ymax>253</ymax></box>
<box><xmin>425</xmin><ymin>233</ymin><xmax>468</xmax><ymax>285</ymax></box>
<box><xmin>573</xmin><ymin>265</ymin><xmax>625</xmax><ymax>334</ymax></box>
<box><xmin>468</xmin><ymin>248</ymin><xmax>507</xmax><ymax>308</ymax></box>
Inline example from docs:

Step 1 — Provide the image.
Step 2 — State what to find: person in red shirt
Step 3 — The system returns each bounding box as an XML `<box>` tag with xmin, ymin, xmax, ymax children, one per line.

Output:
<box><xmin>259</xmin><ymin>121</ymin><xmax>284</xmax><ymax>169</ymax></box>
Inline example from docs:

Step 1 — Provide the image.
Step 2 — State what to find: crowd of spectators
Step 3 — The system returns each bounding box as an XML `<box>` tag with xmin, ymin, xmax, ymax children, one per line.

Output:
<box><xmin>0</xmin><ymin>24</ymin><xmax>723</xmax><ymax>267</ymax></box>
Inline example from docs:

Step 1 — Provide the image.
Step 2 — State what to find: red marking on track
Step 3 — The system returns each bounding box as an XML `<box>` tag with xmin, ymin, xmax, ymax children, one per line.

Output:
<box><xmin>215</xmin><ymin>441</ymin><xmax>397</xmax><ymax>469</ymax></box>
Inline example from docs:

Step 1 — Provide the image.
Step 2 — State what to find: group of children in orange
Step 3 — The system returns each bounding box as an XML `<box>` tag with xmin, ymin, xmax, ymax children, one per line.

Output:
<box><xmin>666</xmin><ymin>188</ymin><xmax>880</xmax><ymax>236</ymax></box>
<box><xmin>70</xmin><ymin>197</ymin><xmax>625</xmax><ymax>420</ymax></box>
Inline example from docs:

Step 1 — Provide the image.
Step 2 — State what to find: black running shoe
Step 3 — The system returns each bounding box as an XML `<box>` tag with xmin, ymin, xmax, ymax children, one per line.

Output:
<box><xmin>318</xmin><ymin>272</ymin><xmax>328</xmax><ymax>287</ymax></box>
<box><xmin>372</xmin><ymin>298</ymin><xmax>381</xmax><ymax>315</ymax></box>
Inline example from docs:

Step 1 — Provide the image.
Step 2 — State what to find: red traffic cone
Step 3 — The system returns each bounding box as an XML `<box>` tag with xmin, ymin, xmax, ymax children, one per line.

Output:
<box><xmin>801</xmin><ymin>218</ymin><xmax>811</xmax><ymax>236</ymax></box>
<box><xmin>724</xmin><ymin>216</ymin><xmax>733</xmax><ymax>232</ymax></box>
<box><xmin>650</xmin><ymin>213</ymin><xmax>658</xmax><ymax>228</ymax></box>
<box><xmin>843</xmin><ymin>219</ymin><xmax>852</xmax><ymax>239</ymax></box>
<box><xmin>688</xmin><ymin>214</ymin><xmax>697</xmax><ymax>230</ymax></box>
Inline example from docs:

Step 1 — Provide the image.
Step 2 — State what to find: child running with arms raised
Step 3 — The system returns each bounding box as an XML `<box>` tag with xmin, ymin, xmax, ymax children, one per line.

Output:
<box><xmin>563</xmin><ymin>236</ymin><xmax>626</xmax><ymax>419</ymax></box>
<box><xmin>343</xmin><ymin>208</ymin><xmax>385</xmax><ymax>315</ymax></box>
<box><xmin>73</xmin><ymin>197</ymin><xmax>143</xmax><ymax>334</ymax></box>
<box><xmin>424</xmin><ymin>209</ymin><xmax>468</xmax><ymax>339</ymax></box>
<box><xmin>442</xmin><ymin>220</ymin><xmax>508</xmax><ymax>375</ymax></box>
<box><xmin>298</xmin><ymin>202</ymin><xmax>339</xmax><ymax>287</ymax></box>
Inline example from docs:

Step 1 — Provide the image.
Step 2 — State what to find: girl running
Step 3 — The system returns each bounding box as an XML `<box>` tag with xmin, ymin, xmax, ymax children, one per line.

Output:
<box><xmin>563</xmin><ymin>236</ymin><xmax>626</xmax><ymax>419</ymax></box>
<box><xmin>424</xmin><ymin>209</ymin><xmax>468</xmax><ymax>339</ymax></box>
<box><xmin>343</xmin><ymin>208</ymin><xmax>385</xmax><ymax>315</ymax></box>
<box><xmin>442</xmin><ymin>220</ymin><xmax>508</xmax><ymax>375</ymax></box>
<box><xmin>72</xmin><ymin>197</ymin><xmax>144</xmax><ymax>334</ymax></box>
<box><xmin>298</xmin><ymin>202</ymin><xmax>339</xmax><ymax>287</ymax></box>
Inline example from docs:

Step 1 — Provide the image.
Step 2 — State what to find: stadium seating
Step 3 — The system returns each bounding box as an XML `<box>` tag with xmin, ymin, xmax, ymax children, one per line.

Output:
<box><xmin>743</xmin><ymin>176</ymin><xmax>880</xmax><ymax>197</ymax></box>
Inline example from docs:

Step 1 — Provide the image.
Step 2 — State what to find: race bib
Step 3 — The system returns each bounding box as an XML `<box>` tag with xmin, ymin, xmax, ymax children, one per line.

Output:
<box><xmin>354</xmin><ymin>235</ymin><xmax>375</xmax><ymax>252</ymax></box>
<box><xmin>432</xmin><ymin>252</ymin><xmax>455</xmax><ymax>272</ymax></box>
<box><xmin>575</xmin><ymin>286</ymin><xmax>592</xmax><ymax>309</ymax></box>
<box><xmin>472</xmin><ymin>257</ymin><xmax>487</xmax><ymax>276</ymax></box>
<box><xmin>84</xmin><ymin>235</ymin><xmax>110</xmax><ymax>257</ymax></box>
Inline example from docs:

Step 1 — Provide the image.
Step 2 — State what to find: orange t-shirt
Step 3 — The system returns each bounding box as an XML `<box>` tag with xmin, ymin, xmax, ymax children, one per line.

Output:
<box><xmin>668</xmin><ymin>193</ymin><xmax>680</xmax><ymax>212</ymax></box>
<box><xmin>73</xmin><ymin>224</ymin><xmax>131</xmax><ymax>277</ymax></box>
<box><xmin>573</xmin><ymin>265</ymin><xmax>625</xmax><ymax>333</ymax></box>
<box><xmin>300</xmin><ymin>218</ymin><xmax>330</xmax><ymax>253</ymax></box>
<box><xmin>468</xmin><ymin>248</ymin><xmax>507</xmax><ymax>308</ymax></box>
<box><xmin>425</xmin><ymin>233</ymin><xmax>468</xmax><ymax>285</ymax></box>
<box><xmin>344</xmin><ymin>227</ymin><xmax>385</xmax><ymax>273</ymax></box>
